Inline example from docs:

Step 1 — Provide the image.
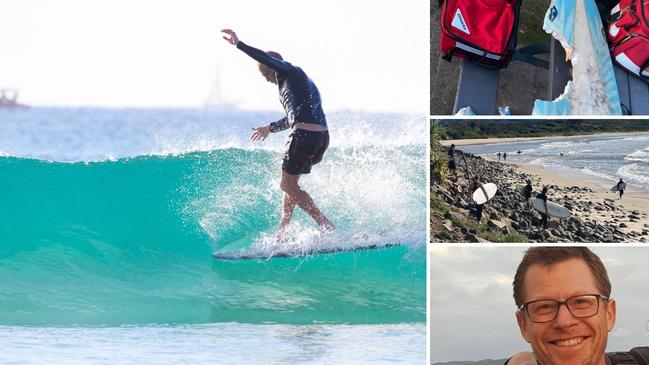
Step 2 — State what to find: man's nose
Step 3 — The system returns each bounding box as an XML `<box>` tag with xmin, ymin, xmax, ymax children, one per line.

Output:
<box><xmin>554</xmin><ymin>303</ymin><xmax>579</xmax><ymax>329</ymax></box>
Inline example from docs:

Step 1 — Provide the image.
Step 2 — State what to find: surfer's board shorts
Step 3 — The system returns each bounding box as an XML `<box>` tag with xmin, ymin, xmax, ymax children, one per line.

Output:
<box><xmin>282</xmin><ymin>129</ymin><xmax>329</xmax><ymax>175</ymax></box>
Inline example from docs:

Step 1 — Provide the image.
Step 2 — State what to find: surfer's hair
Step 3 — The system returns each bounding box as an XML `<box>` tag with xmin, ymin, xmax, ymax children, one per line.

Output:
<box><xmin>513</xmin><ymin>247</ymin><xmax>611</xmax><ymax>307</ymax></box>
<box><xmin>258</xmin><ymin>51</ymin><xmax>283</xmax><ymax>74</ymax></box>
<box><xmin>266</xmin><ymin>51</ymin><xmax>282</xmax><ymax>60</ymax></box>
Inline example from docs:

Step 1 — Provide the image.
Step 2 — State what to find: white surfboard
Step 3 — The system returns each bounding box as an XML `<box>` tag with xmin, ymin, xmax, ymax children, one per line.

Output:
<box><xmin>212</xmin><ymin>234</ymin><xmax>402</xmax><ymax>261</ymax></box>
<box><xmin>611</xmin><ymin>182</ymin><xmax>626</xmax><ymax>192</ymax></box>
<box><xmin>532</xmin><ymin>0</ymin><xmax>622</xmax><ymax>115</ymax></box>
<box><xmin>213</xmin><ymin>242</ymin><xmax>401</xmax><ymax>260</ymax></box>
<box><xmin>472</xmin><ymin>183</ymin><xmax>498</xmax><ymax>204</ymax></box>
<box><xmin>531</xmin><ymin>198</ymin><xmax>571</xmax><ymax>219</ymax></box>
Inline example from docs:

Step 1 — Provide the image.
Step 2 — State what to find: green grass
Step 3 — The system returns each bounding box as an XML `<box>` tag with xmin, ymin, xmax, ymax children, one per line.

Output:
<box><xmin>518</xmin><ymin>0</ymin><xmax>551</xmax><ymax>46</ymax></box>
<box><xmin>431</xmin><ymin>194</ymin><xmax>450</xmax><ymax>215</ymax></box>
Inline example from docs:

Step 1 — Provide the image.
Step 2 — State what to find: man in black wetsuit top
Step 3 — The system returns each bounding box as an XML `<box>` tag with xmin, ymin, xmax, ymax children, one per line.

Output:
<box><xmin>447</xmin><ymin>144</ymin><xmax>457</xmax><ymax>177</ymax></box>
<box><xmin>536</xmin><ymin>186</ymin><xmax>549</xmax><ymax>231</ymax></box>
<box><xmin>523</xmin><ymin>179</ymin><xmax>533</xmax><ymax>208</ymax></box>
<box><xmin>616</xmin><ymin>178</ymin><xmax>625</xmax><ymax>200</ymax></box>
<box><xmin>221</xmin><ymin>29</ymin><xmax>334</xmax><ymax>238</ymax></box>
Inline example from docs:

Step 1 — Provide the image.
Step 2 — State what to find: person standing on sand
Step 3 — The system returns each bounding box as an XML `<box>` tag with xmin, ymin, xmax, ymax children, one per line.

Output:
<box><xmin>536</xmin><ymin>186</ymin><xmax>549</xmax><ymax>231</ymax></box>
<box><xmin>503</xmin><ymin>152</ymin><xmax>507</xmax><ymax>161</ymax></box>
<box><xmin>497</xmin><ymin>152</ymin><xmax>502</xmax><ymax>161</ymax></box>
<box><xmin>617</xmin><ymin>178</ymin><xmax>625</xmax><ymax>200</ymax></box>
<box><xmin>221</xmin><ymin>29</ymin><xmax>334</xmax><ymax>238</ymax></box>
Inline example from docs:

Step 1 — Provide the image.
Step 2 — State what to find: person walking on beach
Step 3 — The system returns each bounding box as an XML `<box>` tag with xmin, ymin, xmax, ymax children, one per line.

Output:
<box><xmin>471</xmin><ymin>175</ymin><xmax>486</xmax><ymax>222</ymax></box>
<box><xmin>221</xmin><ymin>29</ymin><xmax>334</xmax><ymax>238</ymax></box>
<box><xmin>497</xmin><ymin>152</ymin><xmax>502</xmax><ymax>161</ymax></box>
<box><xmin>447</xmin><ymin>144</ymin><xmax>457</xmax><ymax>178</ymax></box>
<box><xmin>503</xmin><ymin>152</ymin><xmax>507</xmax><ymax>161</ymax></box>
<box><xmin>536</xmin><ymin>186</ymin><xmax>549</xmax><ymax>231</ymax></box>
<box><xmin>617</xmin><ymin>178</ymin><xmax>625</xmax><ymax>200</ymax></box>
<box><xmin>522</xmin><ymin>180</ymin><xmax>533</xmax><ymax>209</ymax></box>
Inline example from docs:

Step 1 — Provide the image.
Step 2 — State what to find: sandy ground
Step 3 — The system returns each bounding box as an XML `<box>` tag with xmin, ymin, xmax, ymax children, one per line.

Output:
<box><xmin>441</xmin><ymin>131</ymin><xmax>649</xmax><ymax>146</ymax></box>
<box><xmin>491</xmin><ymin>158</ymin><xmax>649</xmax><ymax>234</ymax></box>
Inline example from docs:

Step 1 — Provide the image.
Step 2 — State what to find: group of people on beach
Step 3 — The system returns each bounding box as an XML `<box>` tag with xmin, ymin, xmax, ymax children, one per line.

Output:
<box><xmin>446</xmin><ymin>145</ymin><xmax>629</xmax><ymax>233</ymax></box>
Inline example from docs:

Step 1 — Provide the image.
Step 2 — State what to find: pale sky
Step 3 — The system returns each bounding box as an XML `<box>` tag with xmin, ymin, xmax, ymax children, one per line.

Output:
<box><xmin>430</xmin><ymin>246</ymin><xmax>649</xmax><ymax>364</ymax></box>
<box><xmin>0</xmin><ymin>0</ymin><xmax>428</xmax><ymax>112</ymax></box>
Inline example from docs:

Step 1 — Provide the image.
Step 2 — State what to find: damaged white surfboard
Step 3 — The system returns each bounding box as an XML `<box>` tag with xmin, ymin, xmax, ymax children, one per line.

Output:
<box><xmin>532</xmin><ymin>0</ymin><xmax>622</xmax><ymax>115</ymax></box>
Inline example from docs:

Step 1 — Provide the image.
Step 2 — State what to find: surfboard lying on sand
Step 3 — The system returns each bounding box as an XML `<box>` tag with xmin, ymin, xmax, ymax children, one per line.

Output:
<box><xmin>531</xmin><ymin>197</ymin><xmax>571</xmax><ymax>218</ymax></box>
<box><xmin>611</xmin><ymin>182</ymin><xmax>626</xmax><ymax>191</ymax></box>
<box><xmin>532</xmin><ymin>0</ymin><xmax>622</xmax><ymax>115</ymax></box>
<box><xmin>472</xmin><ymin>183</ymin><xmax>498</xmax><ymax>204</ymax></box>
<box><xmin>212</xmin><ymin>235</ymin><xmax>402</xmax><ymax>261</ymax></box>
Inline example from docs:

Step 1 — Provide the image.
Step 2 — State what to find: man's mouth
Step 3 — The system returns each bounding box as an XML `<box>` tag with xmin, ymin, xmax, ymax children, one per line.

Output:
<box><xmin>550</xmin><ymin>336</ymin><xmax>588</xmax><ymax>347</ymax></box>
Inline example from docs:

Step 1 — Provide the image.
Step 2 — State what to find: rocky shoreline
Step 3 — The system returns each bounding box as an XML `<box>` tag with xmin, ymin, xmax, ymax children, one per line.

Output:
<box><xmin>430</xmin><ymin>149</ymin><xmax>649</xmax><ymax>243</ymax></box>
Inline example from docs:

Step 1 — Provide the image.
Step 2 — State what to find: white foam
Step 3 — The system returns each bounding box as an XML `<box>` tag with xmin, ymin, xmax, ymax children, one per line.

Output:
<box><xmin>625</xmin><ymin>147</ymin><xmax>649</xmax><ymax>163</ymax></box>
<box><xmin>618</xmin><ymin>164</ymin><xmax>649</xmax><ymax>188</ymax></box>
<box><xmin>223</xmin><ymin>226</ymin><xmax>424</xmax><ymax>260</ymax></box>
<box><xmin>581</xmin><ymin>167</ymin><xmax>617</xmax><ymax>182</ymax></box>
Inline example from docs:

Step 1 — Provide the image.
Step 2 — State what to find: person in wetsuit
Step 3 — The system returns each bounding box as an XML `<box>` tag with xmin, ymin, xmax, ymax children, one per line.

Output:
<box><xmin>536</xmin><ymin>186</ymin><xmax>549</xmax><ymax>231</ymax></box>
<box><xmin>471</xmin><ymin>175</ymin><xmax>486</xmax><ymax>222</ymax></box>
<box><xmin>447</xmin><ymin>144</ymin><xmax>457</xmax><ymax>177</ymax></box>
<box><xmin>617</xmin><ymin>178</ymin><xmax>625</xmax><ymax>199</ymax></box>
<box><xmin>221</xmin><ymin>29</ymin><xmax>334</xmax><ymax>237</ymax></box>
<box><xmin>522</xmin><ymin>179</ymin><xmax>533</xmax><ymax>209</ymax></box>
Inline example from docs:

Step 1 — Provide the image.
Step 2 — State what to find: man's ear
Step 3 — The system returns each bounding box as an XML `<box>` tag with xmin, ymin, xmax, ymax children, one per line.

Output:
<box><xmin>516</xmin><ymin>311</ymin><xmax>532</xmax><ymax>343</ymax></box>
<box><xmin>606</xmin><ymin>298</ymin><xmax>617</xmax><ymax>332</ymax></box>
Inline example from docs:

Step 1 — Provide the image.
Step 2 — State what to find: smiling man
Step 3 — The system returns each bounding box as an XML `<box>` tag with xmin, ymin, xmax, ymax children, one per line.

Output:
<box><xmin>509</xmin><ymin>247</ymin><xmax>616</xmax><ymax>365</ymax></box>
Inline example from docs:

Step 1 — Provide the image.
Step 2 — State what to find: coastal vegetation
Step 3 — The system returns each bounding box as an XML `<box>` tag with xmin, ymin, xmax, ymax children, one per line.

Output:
<box><xmin>430</xmin><ymin>120</ymin><xmax>448</xmax><ymax>184</ymax></box>
<box><xmin>438</xmin><ymin>120</ymin><xmax>649</xmax><ymax>139</ymax></box>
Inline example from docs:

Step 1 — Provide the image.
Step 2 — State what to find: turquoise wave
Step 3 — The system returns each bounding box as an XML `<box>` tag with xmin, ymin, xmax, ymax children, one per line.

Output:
<box><xmin>0</xmin><ymin>146</ymin><xmax>425</xmax><ymax>325</ymax></box>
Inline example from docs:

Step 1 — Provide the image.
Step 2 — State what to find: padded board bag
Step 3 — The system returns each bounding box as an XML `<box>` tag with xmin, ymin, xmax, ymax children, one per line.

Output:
<box><xmin>607</xmin><ymin>347</ymin><xmax>649</xmax><ymax>365</ymax></box>
<box><xmin>608</xmin><ymin>0</ymin><xmax>649</xmax><ymax>81</ymax></box>
<box><xmin>439</xmin><ymin>0</ymin><xmax>522</xmax><ymax>68</ymax></box>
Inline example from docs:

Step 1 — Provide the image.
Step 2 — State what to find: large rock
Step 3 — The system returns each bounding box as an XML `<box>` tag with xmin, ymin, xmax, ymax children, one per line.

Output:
<box><xmin>467</xmin><ymin>234</ymin><xmax>491</xmax><ymax>243</ymax></box>
<box><xmin>487</xmin><ymin>219</ymin><xmax>508</xmax><ymax>230</ymax></box>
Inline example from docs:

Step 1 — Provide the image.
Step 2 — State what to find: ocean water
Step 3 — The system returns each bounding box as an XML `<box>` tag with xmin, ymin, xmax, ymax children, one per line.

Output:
<box><xmin>458</xmin><ymin>134</ymin><xmax>649</xmax><ymax>191</ymax></box>
<box><xmin>0</xmin><ymin>107</ymin><xmax>426</xmax><ymax>364</ymax></box>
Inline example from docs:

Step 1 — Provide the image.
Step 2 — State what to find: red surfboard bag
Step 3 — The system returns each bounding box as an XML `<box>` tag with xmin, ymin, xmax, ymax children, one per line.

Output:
<box><xmin>439</xmin><ymin>0</ymin><xmax>522</xmax><ymax>68</ymax></box>
<box><xmin>608</xmin><ymin>0</ymin><xmax>649</xmax><ymax>81</ymax></box>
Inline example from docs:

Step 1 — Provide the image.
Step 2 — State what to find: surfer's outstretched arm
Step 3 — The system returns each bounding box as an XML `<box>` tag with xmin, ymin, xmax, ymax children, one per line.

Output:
<box><xmin>221</xmin><ymin>29</ymin><xmax>292</xmax><ymax>74</ymax></box>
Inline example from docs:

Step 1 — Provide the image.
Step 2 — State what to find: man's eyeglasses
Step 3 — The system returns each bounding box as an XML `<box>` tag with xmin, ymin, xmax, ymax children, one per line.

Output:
<box><xmin>519</xmin><ymin>294</ymin><xmax>609</xmax><ymax>323</ymax></box>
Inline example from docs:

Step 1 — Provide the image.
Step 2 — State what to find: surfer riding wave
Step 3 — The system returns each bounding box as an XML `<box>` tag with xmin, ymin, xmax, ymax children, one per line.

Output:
<box><xmin>221</xmin><ymin>28</ymin><xmax>335</xmax><ymax>239</ymax></box>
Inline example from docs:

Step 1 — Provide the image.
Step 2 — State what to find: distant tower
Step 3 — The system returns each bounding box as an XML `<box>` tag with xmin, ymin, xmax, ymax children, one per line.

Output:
<box><xmin>203</xmin><ymin>59</ymin><xmax>238</xmax><ymax>109</ymax></box>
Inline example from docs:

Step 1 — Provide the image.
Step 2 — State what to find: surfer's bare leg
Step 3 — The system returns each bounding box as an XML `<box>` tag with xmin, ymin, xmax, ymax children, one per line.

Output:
<box><xmin>278</xmin><ymin>192</ymin><xmax>298</xmax><ymax>234</ymax></box>
<box><xmin>279</xmin><ymin>171</ymin><xmax>334</xmax><ymax>231</ymax></box>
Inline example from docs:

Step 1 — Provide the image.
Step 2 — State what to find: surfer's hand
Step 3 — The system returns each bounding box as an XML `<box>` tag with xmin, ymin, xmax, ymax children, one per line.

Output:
<box><xmin>251</xmin><ymin>125</ymin><xmax>270</xmax><ymax>141</ymax></box>
<box><xmin>221</xmin><ymin>29</ymin><xmax>239</xmax><ymax>45</ymax></box>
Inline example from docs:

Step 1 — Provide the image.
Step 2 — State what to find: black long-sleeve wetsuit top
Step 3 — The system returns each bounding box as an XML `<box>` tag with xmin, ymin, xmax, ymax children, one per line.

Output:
<box><xmin>236</xmin><ymin>41</ymin><xmax>327</xmax><ymax>132</ymax></box>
